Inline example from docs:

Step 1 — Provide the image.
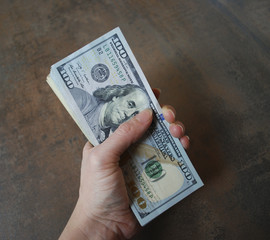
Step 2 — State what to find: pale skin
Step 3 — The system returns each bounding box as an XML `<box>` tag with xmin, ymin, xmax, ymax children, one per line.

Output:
<box><xmin>59</xmin><ymin>89</ymin><xmax>190</xmax><ymax>240</ymax></box>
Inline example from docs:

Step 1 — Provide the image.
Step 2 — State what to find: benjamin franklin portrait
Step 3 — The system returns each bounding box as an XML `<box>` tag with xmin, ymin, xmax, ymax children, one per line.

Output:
<box><xmin>70</xmin><ymin>84</ymin><xmax>150</xmax><ymax>143</ymax></box>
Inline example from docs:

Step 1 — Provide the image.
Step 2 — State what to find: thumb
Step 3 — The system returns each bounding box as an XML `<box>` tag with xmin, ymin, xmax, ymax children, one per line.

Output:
<box><xmin>96</xmin><ymin>108</ymin><xmax>153</xmax><ymax>163</ymax></box>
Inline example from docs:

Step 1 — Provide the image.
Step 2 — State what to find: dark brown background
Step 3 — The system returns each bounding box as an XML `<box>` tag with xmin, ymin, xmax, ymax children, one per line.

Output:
<box><xmin>1</xmin><ymin>0</ymin><xmax>269</xmax><ymax>239</ymax></box>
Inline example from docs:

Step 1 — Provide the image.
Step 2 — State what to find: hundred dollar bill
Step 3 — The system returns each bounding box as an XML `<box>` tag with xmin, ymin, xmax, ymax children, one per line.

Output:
<box><xmin>47</xmin><ymin>27</ymin><xmax>203</xmax><ymax>226</ymax></box>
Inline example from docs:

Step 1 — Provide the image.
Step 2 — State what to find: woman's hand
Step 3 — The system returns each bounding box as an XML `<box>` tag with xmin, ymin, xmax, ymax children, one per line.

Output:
<box><xmin>60</xmin><ymin>89</ymin><xmax>190</xmax><ymax>240</ymax></box>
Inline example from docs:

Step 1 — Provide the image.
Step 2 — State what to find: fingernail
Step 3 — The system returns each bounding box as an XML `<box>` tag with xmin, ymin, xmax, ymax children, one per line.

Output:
<box><xmin>168</xmin><ymin>109</ymin><xmax>175</xmax><ymax>119</ymax></box>
<box><xmin>186</xmin><ymin>135</ymin><xmax>190</xmax><ymax>141</ymax></box>
<box><xmin>135</xmin><ymin>108</ymin><xmax>153</xmax><ymax>123</ymax></box>
<box><xmin>176</xmin><ymin>124</ymin><xmax>184</xmax><ymax>133</ymax></box>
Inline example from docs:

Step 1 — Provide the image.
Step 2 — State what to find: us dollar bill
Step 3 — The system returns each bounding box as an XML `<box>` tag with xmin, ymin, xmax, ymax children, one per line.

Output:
<box><xmin>47</xmin><ymin>27</ymin><xmax>203</xmax><ymax>226</ymax></box>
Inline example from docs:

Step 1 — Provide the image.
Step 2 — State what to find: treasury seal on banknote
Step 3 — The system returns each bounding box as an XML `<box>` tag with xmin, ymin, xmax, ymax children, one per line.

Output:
<box><xmin>91</xmin><ymin>63</ymin><xmax>110</xmax><ymax>82</ymax></box>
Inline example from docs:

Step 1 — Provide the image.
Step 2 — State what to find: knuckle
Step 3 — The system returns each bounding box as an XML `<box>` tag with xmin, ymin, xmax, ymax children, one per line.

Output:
<box><xmin>86</xmin><ymin>148</ymin><xmax>103</xmax><ymax>167</ymax></box>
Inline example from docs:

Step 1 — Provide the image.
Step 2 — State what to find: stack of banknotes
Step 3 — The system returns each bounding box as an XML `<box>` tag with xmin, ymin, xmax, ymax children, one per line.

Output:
<box><xmin>47</xmin><ymin>27</ymin><xmax>203</xmax><ymax>226</ymax></box>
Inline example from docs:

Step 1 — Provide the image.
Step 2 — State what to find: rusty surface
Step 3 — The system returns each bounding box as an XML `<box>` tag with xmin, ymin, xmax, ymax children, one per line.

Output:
<box><xmin>0</xmin><ymin>0</ymin><xmax>269</xmax><ymax>239</ymax></box>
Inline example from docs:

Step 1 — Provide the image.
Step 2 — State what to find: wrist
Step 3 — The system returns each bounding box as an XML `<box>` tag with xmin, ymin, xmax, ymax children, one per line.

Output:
<box><xmin>59</xmin><ymin>199</ymin><xmax>123</xmax><ymax>240</ymax></box>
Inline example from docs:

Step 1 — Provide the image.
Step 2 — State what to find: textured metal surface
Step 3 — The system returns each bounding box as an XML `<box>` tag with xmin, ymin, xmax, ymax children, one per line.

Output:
<box><xmin>0</xmin><ymin>0</ymin><xmax>269</xmax><ymax>239</ymax></box>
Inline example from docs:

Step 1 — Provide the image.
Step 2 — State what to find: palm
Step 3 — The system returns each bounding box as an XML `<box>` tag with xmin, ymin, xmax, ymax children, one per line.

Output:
<box><xmin>79</xmin><ymin>143</ymin><xmax>138</xmax><ymax>238</ymax></box>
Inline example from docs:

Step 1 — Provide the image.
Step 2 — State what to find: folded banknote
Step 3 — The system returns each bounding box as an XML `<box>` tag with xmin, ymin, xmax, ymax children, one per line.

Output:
<box><xmin>47</xmin><ymin>27</ymin><xmax>203</xmax><ymax>226</ymax></box>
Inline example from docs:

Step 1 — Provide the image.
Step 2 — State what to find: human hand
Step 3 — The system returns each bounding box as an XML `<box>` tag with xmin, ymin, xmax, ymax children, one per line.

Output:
<box><xmin>60</xmin><ymin>109</ymin><xmax>153</xmax><ymax>240</ymax></box>
<box><xmin>60</xmin><ymin>90</ymin><xmax>190</xmax><ymax>240</ymax></box>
